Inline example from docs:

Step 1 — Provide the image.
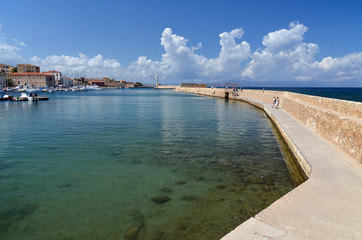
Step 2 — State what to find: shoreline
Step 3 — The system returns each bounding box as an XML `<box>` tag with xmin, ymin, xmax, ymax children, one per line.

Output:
<box><xmin>175</xmin><ymin>87</ymin><xmax>362</xmax><ymax>239</ymax></box>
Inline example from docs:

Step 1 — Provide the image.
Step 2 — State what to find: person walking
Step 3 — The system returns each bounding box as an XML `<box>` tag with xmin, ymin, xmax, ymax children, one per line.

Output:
<box><xmin>276</xmin><ymin>97</ymin><xmax>280</xmax><ymax>109</ymax></box>
<box><xmin>272</xmin><ymin>97</ymin><xmax>276</xmax><ymax>108</ymax></box>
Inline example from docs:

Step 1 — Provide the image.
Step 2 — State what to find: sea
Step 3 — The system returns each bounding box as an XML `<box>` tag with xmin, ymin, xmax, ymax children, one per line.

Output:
<box><xmin>0</xmin><ymin>87</ymin><xmax>337</xmax><ymax>240</ymax></box>
<box><xmin>244</xmin><ymin>87</ymin><xmax>362</xmax><ymax>102</ymax></box>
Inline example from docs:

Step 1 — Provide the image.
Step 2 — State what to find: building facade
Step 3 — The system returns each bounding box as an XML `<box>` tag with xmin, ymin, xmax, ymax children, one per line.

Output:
<box><xmin>0</xmin><ymin>64</ymin><xmax>14</xmax><ymax>73</ymax></box>
<box><xmin>6</xmin><ymin>73</ymin><xmax>55</xmax><ymax>87</ymax></box>
<box><xmin>17</xmin><ymin>64</ymin><xmax>40</xmax><ymax>73</ymax></box>
<box><xmin>0</xmin><ymin>72</ymin><xmax>6</xmax><ymax>87</ymax></box>
<box><xmin>102</xmin><ymin>77</ymin><xmax>121</xmax><ymax>88</ymax></box>
<box><xmin>89</xmin><ymin>80</ymin><xmax>105</xmax><ymax>86</ymax></box>
<box><xmin>45</xmin><ymin>70</ymin><xmax>62</xmax><ymax>86</ymax></box>
<box><xmin>120</xmin><ymin>81</ymin><xmax>135</xmax><ymax>88</ymax></box>
<box><xmin>62</xmin><ymin>77</ymin><xmax>73</xmax><ymax>86</ymax></box>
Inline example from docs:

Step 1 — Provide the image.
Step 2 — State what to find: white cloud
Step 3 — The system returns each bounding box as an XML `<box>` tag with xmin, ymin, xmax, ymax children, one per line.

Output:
<box><xmin>12</xmin><ymin>38</ymin><xmax>27</xmax><ymax>47</ymax></box>
<box><xmin>0</xmin><ymin>37</ymin><xmax>24</xmax><ymax>64</ymax></box>
<box><xmin>0</xmin><ymin>23</ymin><xmax>25</xmax><ymax>63</ymax></box>
<box><xmin>242</xmin><ymin>22</ymin><xmax>362</xmax><ymax>85</ymax></box>
<box><xmin>0</xmin><ymin>22</ymin><xmax>361</xmax><ymax>86</ymax></box>
<box><xmin>125</xmin><ymin>27</ymin><xmax>251</xmax><ymax>83</ymax></box>
<box><xmin>311</xmin><ymin>53</ymin><xmax>362</xmax><ymax>82</ymax></box>
<box><xmin>30</xmin><ymin>53</ymin><xmax>122</xmax><ymax>78</ymax></box>
<box><xmin>242</xmin><ymin>22</ymin><xmax>319</xmax><ymax>81</ymax></box>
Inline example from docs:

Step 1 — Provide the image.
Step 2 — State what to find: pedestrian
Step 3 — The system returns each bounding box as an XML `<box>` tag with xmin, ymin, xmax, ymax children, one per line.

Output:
<box><xmin>272</xmin><ymin>97</ymin><xmax>276</xmax><ymax>108</ymax></box>
<box><xmin>276</xmin><ymin>97</ymin><xmax>280</xmax><ymax>109</ymax></box>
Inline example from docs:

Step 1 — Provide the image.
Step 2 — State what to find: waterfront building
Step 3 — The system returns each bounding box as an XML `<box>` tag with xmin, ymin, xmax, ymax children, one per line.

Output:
<box><xmin>89</xmin><ymin>79</ymin><xmax>105</xmax><ymax>87</ymax></box>
<box><xmin>17</xmin><ymin>64</ymin><xmax>40</xmax><ymax>73</ymax></box>
<box><xmin>0</xmin><ymin>64</ymin><xmax>14</xmax><ymax>73</ymax></box>
<box><xmin>62</xmin><ymin>76</ymin><xmax>73</xmax><ymax>86</ymax></box>
<box><xmin>0</xmin><ymin>71</ymin><xmax>6</xmax><ymax>87</ymax></box>
<box><xmin>6</xmin><ymin>72</ymin><xmax>55</xmax><ymax>87</ymax></box>
<box><xmin>120</xmin><ymin>81</ymin><xmax>135</xmax><ymax>88</ymax></box>
<box><xmin>102</xmin><ymin>77</ymin><xmax>121</xmax><ymax>88</ymax></box>
<box><xmin>45</xmin><ymin>70</ymin><xmax>62</xmax><ymax>86</ymax></box>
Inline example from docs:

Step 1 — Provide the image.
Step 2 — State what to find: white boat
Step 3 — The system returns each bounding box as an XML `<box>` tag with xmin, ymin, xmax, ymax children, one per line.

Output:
<box><xmin>86</xmin><ymin>85</ymin><xmax>103</xmax><ymax>91</ymax></box>
<box><xmin>19</xmin><ymin>92</ymin><xmax>30</xmax><ymax>101</ymax></box>
<box><xmin>1</xmin><ymin>93</ymin><xmax>14</xmax><ymax>100</ymax></box>
<box><xmin>16</xmin><ymin>86</ymin><xmax>26</xmax><ymax>92</ymax></box>
<box><xmin>5</xmin><ymin>87</ymin><xmax>17</xmax><ymax>92</ymax></box>
<box><xmin>20</xmin><ymin>92</ymin><xmax>40</xmax><ymax>101</ymax></box>
<box><xmin>41</xmin><ymin>87</ymin><xmax>55</xmax><ymax>92</ymax></box>
<box><xmin>26</xmin><ymin>88</ymin><xmax>43</xmax><ymax>93</ymax></box>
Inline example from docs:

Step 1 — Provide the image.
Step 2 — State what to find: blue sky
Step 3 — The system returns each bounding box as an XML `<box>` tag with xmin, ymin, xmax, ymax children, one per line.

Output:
<box><xmin>1</xmin><ymin>0</ymin><xmax>362</xmax><ymax>86</ymax></box>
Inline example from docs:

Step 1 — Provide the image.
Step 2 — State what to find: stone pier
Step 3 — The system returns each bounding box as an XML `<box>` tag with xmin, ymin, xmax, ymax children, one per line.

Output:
<box><xmin>175</xmin><ymin>87</ymin><xmax>362</xmax><ymax>240</ymax></box>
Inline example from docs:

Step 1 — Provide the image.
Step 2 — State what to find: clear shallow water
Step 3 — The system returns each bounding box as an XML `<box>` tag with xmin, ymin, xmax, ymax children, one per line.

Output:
<box><xmin>0</xmin><ymin>89</ymin><xmax>304</xmax><ymax>240</ymax></box>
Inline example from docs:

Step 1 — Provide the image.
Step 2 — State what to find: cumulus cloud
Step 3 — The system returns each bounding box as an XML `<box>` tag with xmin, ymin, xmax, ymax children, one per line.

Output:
<box><xmin>242</xmin><ymin>22</ymin><xmax>319</xmax><ymax>81</ymax></box>
<box><xmin>125</xmin><ymin>27</ymin><xmax>251</xmax><ymax>82</ymax></box>
<box><xmin>30</xmin><ymin>53</ymin><xmax>122</xmax><ymax>78</ymax></box>
<box><xmin>1</xmin><ymin>22</ymin><xmax>361</xmax><ymax>86</ymax></box>
<box><xmin>242</xmin><ymin>22</ymin><xmax>362</xmax><ymax>85</ymax></box>
<box><xmin>0</xmin><ymin>36</ymin><xmax>25</xmax><ymax>64</ymax></box>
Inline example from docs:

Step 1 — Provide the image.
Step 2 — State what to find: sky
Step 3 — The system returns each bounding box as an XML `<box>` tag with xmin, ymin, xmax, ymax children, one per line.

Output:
<box><xmin>0</xmin><ymin>0</ymin><xmax>362</xmax><ymax>87</ymax></box>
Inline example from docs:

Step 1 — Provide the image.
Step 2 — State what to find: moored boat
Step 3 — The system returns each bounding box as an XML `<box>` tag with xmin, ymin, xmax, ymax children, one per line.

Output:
<box><xmin>86</xmin><ymin>85</ymin><xmax>103</xmax><ymax>91</ymax></box>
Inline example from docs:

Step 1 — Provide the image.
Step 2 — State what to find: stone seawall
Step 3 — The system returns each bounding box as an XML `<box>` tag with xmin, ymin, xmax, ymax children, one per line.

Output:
<box><xmin>175</xmin><ymin>87</ymin><xmax>362</xmax><ymax>163</ymax></box>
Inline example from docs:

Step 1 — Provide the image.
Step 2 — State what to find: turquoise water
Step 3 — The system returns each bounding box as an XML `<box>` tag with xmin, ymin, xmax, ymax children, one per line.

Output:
<box><xmin>0</xmin><ymin>89</ymin><xmax>303</xmax><ymax>240</ymax></box>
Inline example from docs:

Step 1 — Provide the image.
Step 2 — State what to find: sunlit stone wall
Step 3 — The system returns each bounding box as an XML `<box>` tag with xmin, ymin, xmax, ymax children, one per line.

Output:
<box><xmin>175</xmin><ymin>87</ymin><xmax>362</xmax><ymax>163</ymax></box>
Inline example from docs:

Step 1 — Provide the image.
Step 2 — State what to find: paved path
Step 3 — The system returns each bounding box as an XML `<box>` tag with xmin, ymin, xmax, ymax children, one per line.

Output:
<box><xmin>222</xmin><ymin>97</ymin><xmax>362</xmax><ymax>240</ymax></box>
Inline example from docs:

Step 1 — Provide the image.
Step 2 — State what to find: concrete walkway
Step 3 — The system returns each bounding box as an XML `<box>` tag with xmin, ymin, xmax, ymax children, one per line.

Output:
<box><xmin>222</xmin><ymin>97</ymin><xmax>362</xmax><ymax>240</ymax></box>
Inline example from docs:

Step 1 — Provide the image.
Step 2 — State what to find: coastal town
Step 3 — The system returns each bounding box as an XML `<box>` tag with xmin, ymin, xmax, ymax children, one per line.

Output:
<box><xmin>0</xmin><ymin>63</ymin><xmax>149</xmax><ymax>91</ymax></box>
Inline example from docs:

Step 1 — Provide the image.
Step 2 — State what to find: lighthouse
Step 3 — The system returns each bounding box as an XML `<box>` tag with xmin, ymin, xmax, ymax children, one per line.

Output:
<box><xmin>155</xmin><ymin>75</ymin><xmax>159</xmax><ymax>88</ymax></box>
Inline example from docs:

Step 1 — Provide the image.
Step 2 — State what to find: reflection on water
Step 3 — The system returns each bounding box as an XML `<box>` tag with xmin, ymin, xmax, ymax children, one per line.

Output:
<box><xmin>0</xmin><ymin>89</ymin><xmax>305</xmax><ymax>240</ymax></box>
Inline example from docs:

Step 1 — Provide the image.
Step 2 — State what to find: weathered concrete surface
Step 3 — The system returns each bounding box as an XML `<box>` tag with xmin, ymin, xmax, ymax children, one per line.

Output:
<box><xmin>175</xmin><ymin>87</ymin><xmax>362</xmax><ymax>240</ymax></box>
<box><xmin>154</xmin><ymin>85</ymin><xmax>178</xmax><ymax>89</ymax></box>
<box><xmin>221</xmin><ymin>97</ymin><xmax>362</xmax><ymax>240</ymax></box>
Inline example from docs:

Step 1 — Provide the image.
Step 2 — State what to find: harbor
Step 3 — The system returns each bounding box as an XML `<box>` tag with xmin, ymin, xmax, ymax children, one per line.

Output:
<box><xmin>0</xmin><ymin>89</ymin><xmax>305</xmax><ymax>240</ymax></box>
<box><xmin>1</xmin><ymin>1</ymin><xmax>362</xmax><ymax>239</ymax></box>
<box><xmin>176</xmin><ymin>87</ymin><xmax>362</xmax><ymax>239</ymax></box>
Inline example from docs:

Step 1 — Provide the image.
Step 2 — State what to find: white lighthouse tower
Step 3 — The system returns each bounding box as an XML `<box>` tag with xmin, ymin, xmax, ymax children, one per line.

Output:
<box><xmin>155</xmin><ymin>75</ymin><xmax>159</xmax><ymax>88</ymax></box>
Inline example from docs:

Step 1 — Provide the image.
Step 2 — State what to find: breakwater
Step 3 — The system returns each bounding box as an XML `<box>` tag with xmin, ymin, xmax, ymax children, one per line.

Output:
<box><xmin>175</xmin><ymin>87</ymin><xmax>362</xmax><ymax>163</ymax></box>
<box><xmin>175</xmin><ymin>86</ymin><xmax>362</xmax><ymax>239</ymax></box>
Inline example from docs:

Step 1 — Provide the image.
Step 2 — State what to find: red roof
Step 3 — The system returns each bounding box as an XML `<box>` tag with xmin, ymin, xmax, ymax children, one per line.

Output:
<box><xmin>45</xmin><ymin>70</ymin><xmax>61</xmax><ymax>73</ymax></box>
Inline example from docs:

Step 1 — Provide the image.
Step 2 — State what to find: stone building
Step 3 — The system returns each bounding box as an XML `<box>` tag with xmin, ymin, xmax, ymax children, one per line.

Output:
<box><xmin>17</xmin><ymin>64</ymin><xmax>40</xmax><ymax>73</ymax></box>
<box><xmin>102</xmin><ymin>77</ymin><xmax>121</xmax><ymax>88</ymax></box>
<box><xmin>120</xmin><ymin>81</ymin><xmax>135</xmax><ymax>88</ymax></box>
<box><xmin>0</xmin><ymin>64</ymin><xmax>14</xmax><ymax>73</ymax></box>
<box><xmin>0</xmin><ymin>71</ymin><xmax>6</xmax><ymax>87</ymax></box>
<box><xmin>6</xmin><ymin>72</ymin><xmax>55</xmax><ymax>87</ymax></box>
<box><xmin>88</xmin><ymin>80</ymin><xmax>105</xmax><ymax>87</ymax></box>
<box><xmin>45</xmin><ymin>70</ymin><xmax>62</xmax><ymax>86</ymax></box>
<box><xmin>62</xmin><ymin>76</ymin><xmax>73</xmax><ymax>86</ymax></box>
